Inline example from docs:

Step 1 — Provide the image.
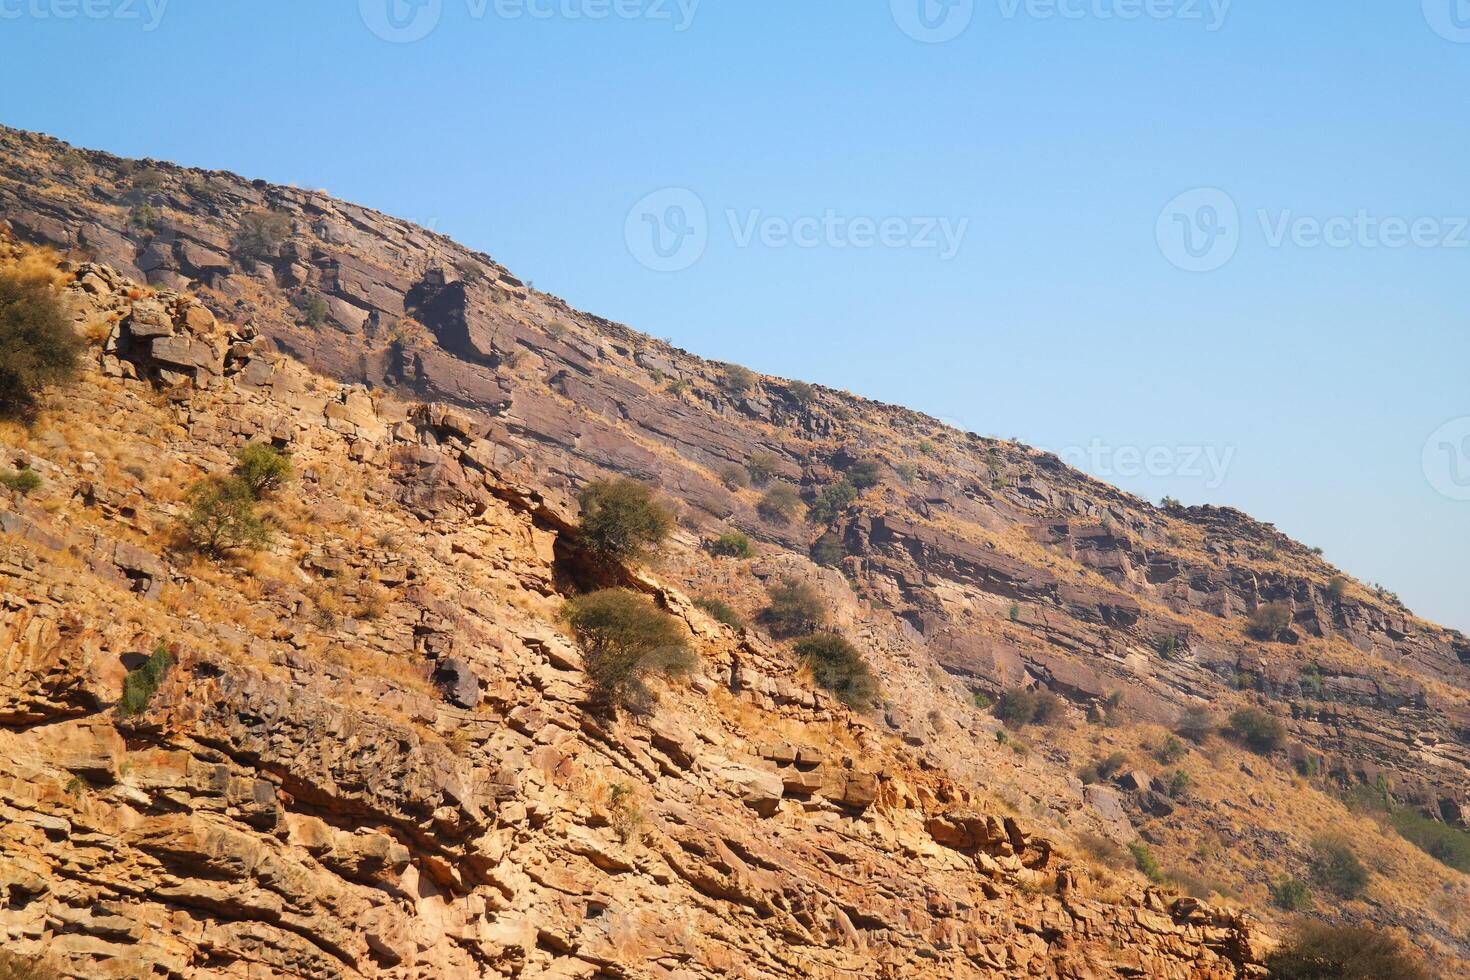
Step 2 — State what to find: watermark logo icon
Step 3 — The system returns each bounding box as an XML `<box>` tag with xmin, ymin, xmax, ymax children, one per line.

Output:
<box><xmin>626</xmin><ymin>188</ymin><xmax>708</xmax><ymax>272</ymax></box>
<box><xmin>891</xmin><ymin>0</ymin><xmax>975</xmax><ymax>43</ymax></box>
<box><xmin>1157</xmin><ymin>188</ymin><xmax>1239</xmax><ymax>272</ymax></box>
<box><xmin>360</xmin><ymin>0</ymin><xmax>442</xmax><ymax>43</ymax></box>
<box><xmin>1423</xmin><ymin>0</ymin><xmax>1470</xmax><ymax>42</ymax></box>
<box><xmin>1423</xmin><ymin>417</ymin><xmax>1470</xmax><ymax>501</ymax></box>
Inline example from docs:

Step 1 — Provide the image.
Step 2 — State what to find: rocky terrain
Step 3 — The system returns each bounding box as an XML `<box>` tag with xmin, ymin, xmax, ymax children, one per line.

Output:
<box><xmin>0</xmin><ymin>124</ymin><xmax>1466</xmax><ymax>977</ymax></box>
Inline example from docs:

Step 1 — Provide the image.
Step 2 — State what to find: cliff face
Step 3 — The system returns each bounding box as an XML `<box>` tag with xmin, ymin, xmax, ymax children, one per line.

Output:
<box><xmin>0</xmin><ymin>124</ymin><xmax>1466</xmax><ymax>977</ymax></box>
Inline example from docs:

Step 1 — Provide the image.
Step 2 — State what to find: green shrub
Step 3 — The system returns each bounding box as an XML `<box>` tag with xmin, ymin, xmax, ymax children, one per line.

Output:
<box><xmin>757</xmin><ymin>484</ymin><xmax>803</xmax><ymax>523</ymax></box>
<box><xmin>807</xmin><ymin>478</ymin><xmax>857</xmax><ymax>524</ymax></box>
<box><xmin>746</xmin><ymin>451</ymin><xmax>778</xmax><ymax>487</ymax></box>
<box><xmin>0</xmin><ymin>270</ymin><xmax>80</xmax><ymax>420</ymax></box>
<box><xmin>1176</xmin><ymin>705</ymin><xmax>1218</xmax><ymax>743</ymax></box>
<box><xmin>295</xmin><ymin>293</ymin><xmax>329</xmax><ymax>329</ymax></box>
<box><xmin>1128</xmin><ymin>841</ymin><xmax>1162</xmax><ymax>882</ymax></box>
<box><xmin>0</xmin><ymin>468</ymin><xmax>42</xmax><ymax>495</ymax></box>
<box><xmin>1299</xmin><ymin>666</ymin><xmax>1325</xmax><ymax>699</ymax></box>
<box><xmin>1078</xmin><ymin>751</ymin><xmax>1129</xmax><ymax>785</ymax></box>
<box><xmin>1167</xmin><ymin>770</ymin><xmax>1193</xmax><ymax>797</ymax></box>
<box><xmin>1390</xmin><ymin>807</ymin><xmax>1470</xmax><ymax>873</ymax></box>
<box><xmin>233</xmin><ymin>442</ymin><xmax>292</xmax><ymax>498</ymax></box>
<box><xmin>1227</xmin><ymin>707</ymin><xmax>1286</xmax><ymax>753</ymax></box>
<box><xmin>1265</xmin><ymin>922</ymin><xmax>1429</xmax><ymax>980</ymax></box>
<box><xmin>1152</xmin><ymin>633</ymin><xmax>1182</xmax><ymax>658</ymax></box>
<box><xmin>1157</xmin><ymin>735</ymin><xmax>1187</xmax><ymax>765</ymax></box>
<box><xmin>562</xmin><ymin>589</ymin><xmax>695</xmax><ymax>714</ymax></box>
<box><xmin>971</xmin><ymin>691</ymin><xmax>993</xmax><ymax>710</ymax></box>
<box><xmin>717</xmin><ymin>462</ymin><xmax>749</xmax><ymax>490</ymax></box>
<box><xmin>1247</xmin><ymin>602</ymin><xmax>1293</xmax><ymax>640</ymax></box>
<box><xmin>576</xmin><ymin>478</ymin><xmax>674</xmax><ymax>561</ymax></box>
<box><xmin>710</xmin><ymin>531</ymin><xmax>753</xmax><ymax>559</ymax></box>
<box><xmin>764</xmin><ymin>577</ymin><xmax>826</xmax><ymax>637</ymax></box>
<box><xmin>995</xmin><ymin>687</ymin><xmax>1063</xmax><ymax>729</ymax></box>
<box><xmin>895</xmin><ymin>462</ymin><xmax>918</xmax><ymax>484</ymax></box>
<box><xmin>231</xmin><ymin>208</ymin><xmax>292</xmax><ymax>260</ymax></box>
<box><xmin>1268</xmin><ymin>874</ymin><xmax>1312</xmax><ymax>911</ymax></box>
<box><xmin>810</xmin><ymin>531</ymin><xmax>847</xmax><ymax>566</ymax></box>
<box><xmin>180</xmin><ymin>476</ymin><xmax>272</xmax><ymax>556</ymax></box>
<box><xmin>793</xmin><ymin>633</ymin><xmax>878</xmax><ymax>709</ymax></box>
<box><xmin>1309</xmin><ymin>834</ymin><xmax>1369</xmax><ymax>899</ymax></box>
<box><xmin>118</xmin><ymin>644</ymin><xmax>173</xmax><ymax>719</ymax></box>
<box><xmin>694</xmin><ymin>597</ymin><xmax>745</xmax><ymax>631</ymax></box>
<box><xmin>845</xmin><ymin>459</ymin><xmax>883</xmax><ymax>490</ymax></box>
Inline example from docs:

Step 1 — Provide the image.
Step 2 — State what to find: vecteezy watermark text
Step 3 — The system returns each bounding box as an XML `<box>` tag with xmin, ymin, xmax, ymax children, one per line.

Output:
<box><xmin>359</xmin><ymin>0</ymin><xmax>699</xmax><ymax>43</ymax></box>
<box><xmin>1057</xmin><ymin>439</ymin><xmax>1236</xmax><ymax>489</ymax></box>
<box><xmin>625</xmin><ymin>188</ymin><xmax>970</xmax><ymax>272</ymax></box>
<box><xmin>890</xmin><ymin>0</ymin><xmax>1229</xmax><ymax>42</ymax></box>
<box><xmin>0</xmin><ymin>0</ymin><xmax>168</xmax><ymax>30</ymax></box>
<box><xmin>1157</xmin><ymin>188</ymin><xmax>1470</xmax><ymax>272</ymax></box>
<box><xmin>1424</xmin><ymin>417</ymin><xmax>1470</xmax><ymax>501</ymax></box>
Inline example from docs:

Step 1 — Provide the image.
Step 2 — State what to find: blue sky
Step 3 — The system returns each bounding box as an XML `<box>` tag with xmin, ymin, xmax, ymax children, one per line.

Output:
<box><xmin>2</xmin><ymin>1</ymin><xmax>1466</xmax><ymax>631</ymax></box>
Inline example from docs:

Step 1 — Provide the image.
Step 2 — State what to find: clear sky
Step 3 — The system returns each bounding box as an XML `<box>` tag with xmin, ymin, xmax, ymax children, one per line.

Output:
<box><xmin>2</xmin><ymin>1</ymin><xmax>1466</xmax><ymax>632</ymax></box>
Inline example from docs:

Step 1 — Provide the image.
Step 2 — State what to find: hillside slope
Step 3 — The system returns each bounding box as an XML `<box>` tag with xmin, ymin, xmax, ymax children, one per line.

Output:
<box><xmin>1</xmin><ymin>124</ymin><xmax>1467</xmax><ymax>976</ymax></box>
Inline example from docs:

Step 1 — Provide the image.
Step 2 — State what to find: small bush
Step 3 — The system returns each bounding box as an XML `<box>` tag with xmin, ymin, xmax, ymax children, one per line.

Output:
<box><xmin>1390</xmin><ymin>806</ymin><xmax>1470</xmax><ymax>873</ymax></box>
<box><xmin>576</xmin><ymin>478</ymin><xmax>674</xmax><ymax>561</ymax></box>
<box><xmin>0</xmin><ymin>949</ymin><xmax>61</xmax><ymax>980</ymax></box>
<box><xmin>0</xmin><ymin>269</ymin><xmax>81</xmax><ymax>419</ymax></box>
<box><xmin>118</xmin><ymin>644</ymin><xmax>173</xmax><ymax>718</ymax></box>
<box><xmin>0</xmin><ymin>468</ymin><xmax>42</xmax><ymax>495</ymax></box>
<box><xmin>1227</xmin><ymin>707</ymin><xmax>1286</xmax><ymax>753</ymax></box>
<box><xmin>1166</xmin><ymin>770</ymin><xmax>1193</xmax><ymax>797</ymax></box>
<box><xmin>1176</xmin><ymin>705</ymin><xmax>1218</xmax><ymax>743</ymax></box>
<box><xmin>1152</xmin><ymin>633</ymin><xmax>1182</xmax><ymax>658</ymax></box>
<box><xmin>710</xmin><ymin>531</ymin><xmax>753</xmax><ymax>558</ymax></box>
<box><xmin>295</xmin><ymin>293</ymin><xmax>329</xmax><ymax>329</ymax></box>
<box><xmin>996</xmin><ymin>686</ymin><xmax>1063</xmax><ymax>729</ymax></box>
<box><xmin>1247</xmin><ymin>602</ymin><xmax>1292</xmax><ymax>640</ymax></box>
<box><xmin>1157</xmin><ymin>735</ymin><xmax>1187</xmax><ymax>765</ymax></box>
<box><xmin>808</xmin><ymin>478</ymin><xmax>857</xmax><ymax>524</ymax></box>
<box><xmin>694</xmin><ymin>597</ymin><xmax>745</xmax><ymax>631</ymax></box>
<box><xmin>787</xmin><ymin>381</ymin><xmax>815</xmax><ymax>405</ymax></box>
<box><xmin>810</xmin><ymin>531</ymin><xmax>847</xmax><ymax>566</ymax></box>
<box><xmin>1078</xmin><ymin>751</ymin><xmax>1129</xmax><ymax>785</ymax></box>
<box><xmin>717</xmin><ymin>462</ymin><xmax>749</xmax><ymax>490</ymax></box>
<box><xmin>1299</xmin><ymin>666</ymin><xmax>1325</xmax><ymax>699</ymax></box>
<box><xmin>757</xmin><ymin>484</ymin><xmax>803</xmax><ymax>523</ymax></box>
<box><xmin>562</xmin><ymin>589</ymin><xmax>695</xmax><ymax>715</ymax></box>
<box><xmin>231</xmin><ymin>208</ymin><xmax>292</xmax><ymax>260</ymax></box>
<box><xmin>180</xmin><ymin>476</ymin><xmax>272</xmax><ymax>556</ymax></box>
<box><xmin>1269</xmin><ymin>875</ymin><xmax>1312</xmax><ymax>911</ymax></box>
<box><xmin>233</xmin><ymin>442</ymin><xmax>292</xmax><ymax>498</ymax></box>
<box><xmin>719</xmin><ymin>363</ymin><xmax>755</xmax><ymax>395</ymax></box>
<box><xmin>1128</xmin><ymin>841</ymin><xmax>1162</xmax><ymax>882</ymax></box>
<box><xmin>747</xmin><ymin>451</ymin><xmax>778</xmax><ymax>487</ymax></box>
<box><xmin>1326</xmin><ymin>576</ymin><xmax>1347</xmax><ymax>601</ymax></box>
<box><xmin>793</xmin><ymin>633</ymin><xmax>878</xmax><ymax>709</ymax></box>
<box><xmin>1265</xmin><ymin>922</ymin><xmax>1429</xmax><ymax>980</ymax></box>
<box><xmin>1309</xmin><ymin>834</ymin><xmax>1369</xmax><ymax>899</ymax></box>
<box><xmin>845</xmin><ymin>459</ymin><xmax>883</xmax><ymax>490</ymax></box>
<box><xmin>764</xmin><ymin>577</ymin><xmax>826</xmax><ymax>637</ymax></box>
<box><xmin>971</xmin><ymin>691</ymin><xmax>993</xmax><ymax>710</ymax></box>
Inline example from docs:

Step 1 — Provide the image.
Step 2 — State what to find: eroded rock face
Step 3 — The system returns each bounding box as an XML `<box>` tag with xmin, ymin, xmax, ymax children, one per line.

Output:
<box><xmin>0</xmin><ymin>125</ymin><xmax>1465</xmax><ymax>974</ymax></box>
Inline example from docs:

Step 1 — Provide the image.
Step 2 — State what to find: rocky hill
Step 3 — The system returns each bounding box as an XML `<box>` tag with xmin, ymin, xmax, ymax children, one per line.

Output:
<box><xmin>0</xmin><ymin>124</ymin><xmax>1466</xmax><ymax>977</ymax></box>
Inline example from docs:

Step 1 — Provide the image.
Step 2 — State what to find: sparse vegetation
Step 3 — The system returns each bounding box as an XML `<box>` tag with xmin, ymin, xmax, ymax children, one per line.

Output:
<box><xmin>1389</xmin><ymin>805</ymin><xmax>1470</xmax><ymax>872</ymax></box>
<box><xmin>1176</xmin><ymin>705</ymin><xmax>1218</xmax><ymax>743</ymax></box>
<box><xmin>0</xmin><ymin>268</ymin><xmax>81</xmax><ymax>419</ymax></box>
<box><xmin>606</xmin><ymin>782</ymin><xmax>644</xmax><ymax>844</ymax></box>
<box><xmin>1152</xmin><ymin>633</ymin><xmax>1183</xmax><ymax>659</ymax></box>
<box><xmin>562</xmin><ymin>589</ymin><xmax>695</xmax><ymax>714</ymax></box>
<box><xmin>231</xmin><ymin>208</ymin><xmax>292</xmax><ymax>260</ymax></box>
<box><xmin>810</xmin><ymin>531</ymin><xmax>847</xmax><ymax>566</ymax></box>
<box><xmin>757</xmin><ymin>484</ymin><xmax>803</xmax><ymax>523</ymax></box>
<box><xmin>1078</xmin><ymin>751</ymin><xmax>1129</xmax><ymax>785</ymax></box>
<box><xmin>1265</xmin><ymin>922</ymin><xmax>1429</xmax><ymax>980</ymax></box>
<box><xmin>710</xmin><ymin>531</ymin><xmax>753</xmax><ymax>558</ymax></box>
<box><xmin>694</xmin><ymin>597</ymin><xmax>745</xmax><ymax>630</ymax></box>
<box><xmin>0</xmin><ymin>948</ymin><xmax>61</xmax><ymax>980</ymax></box>
<box><xmin>1156</xmin><ymin>735</ymin><xmax>1187</xmax><ymax>765</ymax></box>
<box><xmin>0</xmin><ymin>467</ymin><xmax>42</xmax><ymax>495</ymax></box>
<box><xmin>1309</xmin><ymin>834</ymin><xmax>1369</xmax><ymax>899</ymax></box>
<box><xmin>117</xmin><ymin>644</ymin><xmax>173</xmax><ymax>718</ymax></box>
<box><xmin>807</xmin><ymin>478</ymin><xmax>857</xmax><ymax>525</ymax></box>
<box><xmin>792</xmin><ymin>633</ymin><xmax>878</xmax><ymax>709</ymax></box>
<box><xmin>180</xmin><ymin>476</ymin><xmax>272</xmax><ymax>556</ymax></box>
<box><xmin>995</xmin><ymin>686</ymin><xmax>1063</xmax><ymax>729</ymax></box>
<box><xmin>576</xmin><ymin>478</ymin><xmax>674</xmax><ymax>561</ymax></box>
<box><xmin>787</xmin><ymin>380</ymin><xmax>815</xmax><ymax>405</ymax></box>
<box><xmin>1247</xmin><ymin>602</ymin><xmax>1293</xmax><ymax>641</ymax></box>
<box><xmin>1227</xmin><ymin>707</ymin><xmax>1286</xmax><ymax>754</ymax></box>
<box><xmin>1326</xmin><ymin>575</ymin><xmax>1347</xmax><ymax>601</ymax></box>
<box><xmin>295</xmin><ymin>292</ymin><xmax>329</xmax><ymax>329</ymax></box>
<box><xmin>1268</xmin><ymin>874</ymin><xmax>1312</xmax><ymax>911</ymax></box>
<box><xmin>764</xmin><ymin>577</ymin><xmax>826</xmax><ymax>637</ymax></box>
<box><xmin>1128</xmin><ymin>840</ymin><xmax>1162</xmax><ymax>882</ymax></box>
<box><xmin>717</xmin><ymin>462</ymin><xmax>749</xmax><ymax>490</ymax></box>
<box><xmin>233</xmin><ymin>442</ymin><xmax>292</xmax><ymax>498</ymax></box>
<box><xmin>845</xmin><ymin>459</ymin><xmax>883</xmax><ymax>490</ymax></box>
<box><xmin>746</xmin><ymin>451</ymin><xmax>778</xmax><ymax>486</ymax></box>
<box><xmin>719</xmin><ymin>363</ymin><xmax>755</xmax><ymax>395</ymax></box>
